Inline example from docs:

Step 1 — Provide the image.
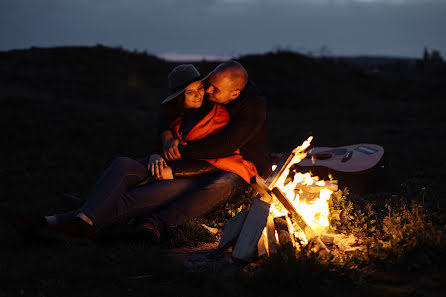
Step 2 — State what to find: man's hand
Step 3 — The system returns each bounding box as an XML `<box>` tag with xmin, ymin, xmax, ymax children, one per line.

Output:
<box><xmin>161</xmin><ymin>130</ymin><xmax>182</xmax><ymax>161</ymax></box>
<box><xmin>148</xmin><ymin>154</ymin><xmax>167</xmax><ymax>179</ymax></box>
<box><xmin>164</xmin><ymin>138</ymin><xmax>181</xmax><ymax>161</ymax></box>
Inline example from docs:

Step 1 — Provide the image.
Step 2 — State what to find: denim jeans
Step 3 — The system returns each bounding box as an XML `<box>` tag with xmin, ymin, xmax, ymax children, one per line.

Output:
<box><xmin>55</xmin><ymin>157</ymin><xmax>248</xmax><ymax>228</ymax></box>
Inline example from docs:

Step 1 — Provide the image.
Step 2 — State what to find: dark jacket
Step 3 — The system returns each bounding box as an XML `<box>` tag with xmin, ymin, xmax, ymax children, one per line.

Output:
<box><xmin>173</xmin><ymin>81</ymin><xmax>271</xmax><ymax>178</ymax></box>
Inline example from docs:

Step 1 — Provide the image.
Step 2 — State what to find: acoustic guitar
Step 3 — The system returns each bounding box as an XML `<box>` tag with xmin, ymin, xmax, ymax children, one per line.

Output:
<box><xmin>298</xmin><ymin>144</ymin><xmax>384</xmax><ymax>173</ymax></box>
<box><xmin>291</xmin><ymin>144</ymin><xmax>384</xmax><ymax>194</ymax></box>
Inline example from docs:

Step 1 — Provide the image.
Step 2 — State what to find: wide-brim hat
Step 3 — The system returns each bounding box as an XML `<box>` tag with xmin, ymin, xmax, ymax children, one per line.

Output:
<box><xmin>162</xmin><ymin>64</ymin><xmax>211</xmax><ymax>104</ymax></box>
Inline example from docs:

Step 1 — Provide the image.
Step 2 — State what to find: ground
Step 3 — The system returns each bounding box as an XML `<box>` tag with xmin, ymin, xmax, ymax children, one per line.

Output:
<box><xmin>1</xmin><ymin>46</ymin><xmax>445</xmax><ymax>296</ymax></box>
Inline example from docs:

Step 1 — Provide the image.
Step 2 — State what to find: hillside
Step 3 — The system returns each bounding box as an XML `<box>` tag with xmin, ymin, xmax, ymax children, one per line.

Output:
<box><xmin>1</xmin><ymin>46</ymin><xmax>446</xmax><ymax>297</ymax></box>
<box><xmin>2</xmin><ymin>45</ymin><xmax>445</xmax><ymax>190</ymax></box>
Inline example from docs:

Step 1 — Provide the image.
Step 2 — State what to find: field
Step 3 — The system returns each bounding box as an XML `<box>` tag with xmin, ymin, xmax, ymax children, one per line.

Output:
<box><xmin>1</xmin><ymin>46</ymin><xmax>446</xmax><ymax>296</ymax></box>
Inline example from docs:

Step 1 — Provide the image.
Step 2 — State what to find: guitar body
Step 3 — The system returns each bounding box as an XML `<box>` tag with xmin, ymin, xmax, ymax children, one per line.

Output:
<box><xmin>294</xmin><ymin>144</ymin><xmax>385</xmax><ymax>195</ymax></box>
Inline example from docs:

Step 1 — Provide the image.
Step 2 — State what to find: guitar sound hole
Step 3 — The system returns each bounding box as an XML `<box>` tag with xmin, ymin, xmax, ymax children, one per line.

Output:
<box><xmin>314</xmin><ymin>153</ymin><xmax>332</xmax><ymax>160</ymax></box>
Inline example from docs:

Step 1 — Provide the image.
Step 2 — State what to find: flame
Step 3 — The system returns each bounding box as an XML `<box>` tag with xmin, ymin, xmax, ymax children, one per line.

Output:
<box><xmin>269</xmin><ymin>137</ymin><xmax>334</xmax><ymax>242</ymax></box>
<box><xmin>270</xmin><ymin>202</ymin><xmax>287</xmax><ymax>217</ymax></box>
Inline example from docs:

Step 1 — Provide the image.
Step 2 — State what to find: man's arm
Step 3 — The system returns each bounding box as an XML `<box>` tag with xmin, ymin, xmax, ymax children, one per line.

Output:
<box><xmin>157</xmin><ymin>102</ymin><xmax>183</xmax><ymax>161</ymax></box>
<box><xmin>161</xmin><ymin>130</ymin><xmax>181</xmax><ymax>161</ymax></box>
<box><xmin>179</xmin><ymin>97</ymin><xmax>266</xmax><ymax>159</ymax></box>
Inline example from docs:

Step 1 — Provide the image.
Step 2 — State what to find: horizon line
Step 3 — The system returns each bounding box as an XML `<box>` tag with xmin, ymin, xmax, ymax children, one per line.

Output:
<box><xmin>0</xmin><ymin>45</ymin><xmax>431</xmax><ymax>61</ymax></box>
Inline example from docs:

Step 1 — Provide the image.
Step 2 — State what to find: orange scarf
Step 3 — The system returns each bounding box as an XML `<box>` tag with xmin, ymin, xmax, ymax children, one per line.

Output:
<box><xmin>171</xmin><ymin>104</ymin><xmax>258</xmax><ymax>183</ymax></box>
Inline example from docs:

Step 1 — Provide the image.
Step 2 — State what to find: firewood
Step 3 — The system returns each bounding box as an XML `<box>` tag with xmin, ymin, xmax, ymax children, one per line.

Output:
<box><xmin>271</xmin><ymin>187</ymin><xmax>330</xmax><ymax>254</ymax></box>
<box><xmin>266</xmin><ymin>213</ymin><xmax>278</xmax><ymax>255</ymax></box>
<box><xmin>265</xmin><ymin>152</ymin><xmax>292</xmax><ymax>189</ymax></box>
<box><xmin>257</xmin><ymin>231</ymin><xmax>268</xmax><ymax>257</ymax></box>
<box><xmin>285</xmin><ymin>215</ymin><xmax>298</xmax><ymax>249</ymax></box>
<box><xmin>253</xmin><ymin>175</ymin><xmax>313</xmax><ymax>238</ymax></box>
<box><xmin>229</xmin><ymin>174</ymin><xmax>279</xmax><ymax>262</ymax></box>
<box><xmin>217</xmin><ymin>207</ymin><xmax>248</xmax><ymax>251</ymax></box>
<box><xmin>320</xmin><ymin>233</ymin><xmax>335</xmax><ymax>245</ymax></box>
<box><xmin>232</xmin><ymin>196</ymin><xmax>271</xmax><ymax>261</ymax></box>
<box><xmin>294</xmin><ymin>182</ymin><xmax>338</xmax><ymax>193</ymax></box>
<box><xmin>250</xmin><ymin>179</ymin><xmax>272</xmax><ymax>203</ymax></box>
<box><xmin>271</xmin><ymin>187</ymin><xmax>315</xmax><ymax>237</ymax></box>
<box><xmin>250</xmin><ymin>176</ymin><xmax>329</xmax><ymax>254</ymax></box>
<box><xmin>266</xmin><ymin>137</ymin><xmax>313</xmax><ymax>190</ymax></box>
<box><xmin>251</xmin><ymin>175</ymin><xmax>274</xmax><ymax>196</ymax></box>
<box><xmin>274</xmin><ymin>216</ymin><xmax>294</xmax><ymax>250</ymax></box>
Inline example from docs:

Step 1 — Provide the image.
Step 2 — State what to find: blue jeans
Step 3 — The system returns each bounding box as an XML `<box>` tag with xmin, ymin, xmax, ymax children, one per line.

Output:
<box><xmin>55</xmin><ymin>157</ymin><xmax>248</xmax><ymax>228</ymax></box>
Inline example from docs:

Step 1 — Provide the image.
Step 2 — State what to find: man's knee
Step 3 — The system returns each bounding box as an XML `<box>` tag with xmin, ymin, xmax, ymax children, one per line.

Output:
<box><xmin>202</xmin><ymin>172</ymin><xmax>248</xmax><ymax>201</ymax></box>
<box><xmin>110</xmin><ymin>157</ymin><xmax>146</xmax><ymax>175</ymax></box>
<box><xmin>210</xmin><ymin>172</ymin><xmax>247</xmax><ymax>190</ymax></box>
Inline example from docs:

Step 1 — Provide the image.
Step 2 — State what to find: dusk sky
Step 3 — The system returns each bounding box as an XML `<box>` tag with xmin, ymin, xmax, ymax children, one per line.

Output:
<box><xmin>1</xmin><ymin>0</ymin><xmax>445</xmax><ymax>59</ymax></box>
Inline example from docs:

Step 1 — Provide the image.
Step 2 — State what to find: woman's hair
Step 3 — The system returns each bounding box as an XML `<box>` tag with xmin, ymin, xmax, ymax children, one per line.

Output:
<box><xmin>174</xmin><ymin>92</ymin><xmax>186</xmax><ymax>117</ymax></box>
<box><xmin>160</xmin><ymin>92</ymin><xmax>185</xmax><ymax>126</ymax></box>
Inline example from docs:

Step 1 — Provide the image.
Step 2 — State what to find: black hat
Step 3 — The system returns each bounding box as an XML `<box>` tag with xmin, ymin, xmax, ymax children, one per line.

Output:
<box><xmin>162</xmin><ymin>64</ymin><xmax>210</xmax><ymax>104</ymax></box>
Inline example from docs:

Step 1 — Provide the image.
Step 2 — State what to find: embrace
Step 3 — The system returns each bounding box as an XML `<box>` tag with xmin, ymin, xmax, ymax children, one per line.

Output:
<box><xmin>16</xmin><ymin>61</ymin><xmax>271</xmax><ymax>244</ymax></box>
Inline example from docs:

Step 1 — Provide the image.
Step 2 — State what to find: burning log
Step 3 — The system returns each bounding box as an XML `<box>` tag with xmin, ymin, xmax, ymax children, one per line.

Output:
<box><xmin>265</xmin><ymin>136</ymin><xmax>313</xmax><ymax>190</ymax></box>
<box><xmin>270</xmin><ymin>186</ymin><xmax>317</xmax><ymax>238</ymax></box>
<box><xmin>320</xmin><ymin>233</ymin><xmax>335</xmax><ymax>245</ymax></box>
<box><xmin>294</xmin><ymin>181</ymin><xmax>338</xmax><ymax>193</ymax></box>
<box><xmin>271</xmin><ymin>187</ymin><xmax>329</xmax><ymax>254</ymax></box>
<box><xmin>252</xmin><ymin>175</ymin><xmax>330</xmax><ymax>254</ymax></box>
<box><xmin>265</xmin><ymin>214</ymin><xmax>278</xmax><ymax>255</ymax></box>
<box><xmin>257</xmin><ymin>231</ymin><xmax>268</xmax><ymax>257</ymax></box>
<box><xmin>274</xmin><ymin>216</ymin><xmax>294</xmax><ymax>250</ymax></box>
<box><xmin>220</xmin><ymin>137</ymin><xmax>338</xmax><ymax>261</ymax></box>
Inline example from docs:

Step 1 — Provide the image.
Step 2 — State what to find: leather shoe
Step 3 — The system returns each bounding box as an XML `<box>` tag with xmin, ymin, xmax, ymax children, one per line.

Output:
<box><xmin>44</xmin><ymin>217</ymin><xmax>95</xmax><ymax>242</ymax></box>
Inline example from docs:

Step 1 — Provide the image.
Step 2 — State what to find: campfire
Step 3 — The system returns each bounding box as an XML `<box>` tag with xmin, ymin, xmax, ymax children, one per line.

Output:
<box><xmin>217</xmin><ymin>137</ymin><xmax>362</xmax><ymax>261</ymax></box>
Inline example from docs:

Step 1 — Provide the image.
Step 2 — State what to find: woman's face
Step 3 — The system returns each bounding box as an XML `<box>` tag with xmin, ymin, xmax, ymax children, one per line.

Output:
<box><xmin>183</xmin><ymin>81</ymin><xmax>205</xmax><ymax>109</ymax></box>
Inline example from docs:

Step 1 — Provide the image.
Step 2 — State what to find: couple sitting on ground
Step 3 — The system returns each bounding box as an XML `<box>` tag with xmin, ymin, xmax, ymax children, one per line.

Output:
<box><xmin>17</xmin><ymin>61</ymin><xmax>271</xmax><ymax>244</ymax></box>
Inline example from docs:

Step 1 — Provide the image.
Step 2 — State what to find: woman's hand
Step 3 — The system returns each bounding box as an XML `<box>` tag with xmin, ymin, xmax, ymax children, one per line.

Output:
<box><xmin>148</xmin><ymin>154</ymin><xmax>167</xmax><ymax>179</ymax></box>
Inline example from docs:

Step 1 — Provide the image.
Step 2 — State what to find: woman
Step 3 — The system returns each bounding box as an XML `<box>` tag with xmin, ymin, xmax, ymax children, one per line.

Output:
<box><xmin>16</xmin><ymin>64</ymin><xmax>257</xmax><ymax>242</ymax></box>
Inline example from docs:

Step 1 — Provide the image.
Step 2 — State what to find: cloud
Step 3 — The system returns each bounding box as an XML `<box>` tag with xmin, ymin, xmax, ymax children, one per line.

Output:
<box><xmin>1</xmin><ymin>0</ymin><xmax>445</xmax><ymax>57</ymax></box>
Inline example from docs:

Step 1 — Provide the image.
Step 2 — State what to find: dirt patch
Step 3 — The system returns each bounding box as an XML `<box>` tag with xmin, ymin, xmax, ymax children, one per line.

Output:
<box><xmin>167</xmin><ymin>241</ymin><xmax>244</xmax><ymax>274</ymax></box>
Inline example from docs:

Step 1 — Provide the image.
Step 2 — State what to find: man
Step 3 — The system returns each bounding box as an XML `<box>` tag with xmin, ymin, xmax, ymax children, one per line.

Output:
<box><xmin>161</xmin><ymin>61</ymin><xmax>270</xmax><ymax>176</ymax></box>
<box><xmin>139</xmin><ymin>61</ymin><xmax>271</xmax><ymax>240</ymax></box>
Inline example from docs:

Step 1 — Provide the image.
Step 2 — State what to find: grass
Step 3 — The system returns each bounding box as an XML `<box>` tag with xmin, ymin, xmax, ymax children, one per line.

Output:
<box><xmin>1</xmin><ymin>46</ymin><xmax>446</xmax><ymax>296</ymax></box>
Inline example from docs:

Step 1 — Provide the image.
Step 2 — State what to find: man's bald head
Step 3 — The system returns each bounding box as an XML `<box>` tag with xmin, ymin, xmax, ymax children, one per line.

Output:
<box><xmin>206</xmin><ymin>61</ymin><xmax>249</xmax><ymax>105</ymax></box>
<box><xmin>213</xmin><ymin>61</ymin><xmax>248</xmax><ymax>91</ymax></box>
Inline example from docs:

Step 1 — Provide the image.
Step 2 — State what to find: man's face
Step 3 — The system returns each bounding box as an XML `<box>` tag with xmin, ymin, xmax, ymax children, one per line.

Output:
<box><xmin>206</xmin><ymin>72</ymin><xmax>238</xmax><ymax>105</ymax></box>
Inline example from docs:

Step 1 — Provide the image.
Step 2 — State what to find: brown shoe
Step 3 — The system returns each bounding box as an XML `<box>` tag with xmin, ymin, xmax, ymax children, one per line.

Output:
<box><xmin>44</xmin><ymin>217</ymin><xmax>95</xmax><ymax>242</ymax></box>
